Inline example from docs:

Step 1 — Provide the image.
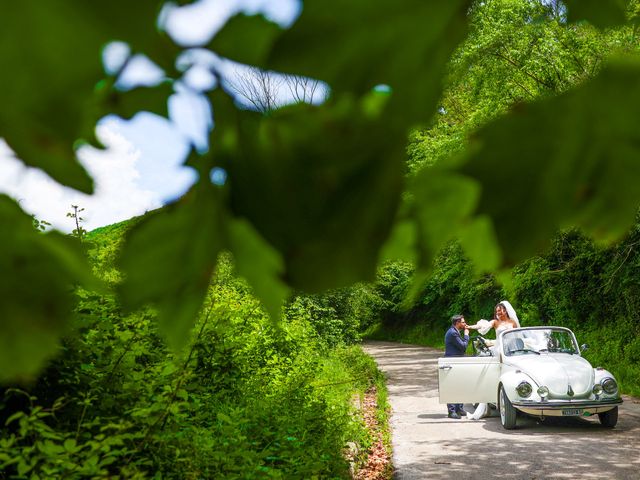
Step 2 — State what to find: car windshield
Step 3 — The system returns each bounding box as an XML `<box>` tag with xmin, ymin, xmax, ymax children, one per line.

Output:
<box><xmin>502</xmin><ymin>328</ymin><xmax>579</xmax><ymax>356</ymax></box>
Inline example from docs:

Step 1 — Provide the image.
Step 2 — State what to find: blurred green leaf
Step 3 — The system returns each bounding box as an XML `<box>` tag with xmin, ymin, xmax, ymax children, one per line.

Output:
<box><xmin>411</xmin><ymin>169</ymin><xmax>479</xmax><ymax>267</ymax></box>
<box><xmin>378</xmin><ymin>221</ymin><xmax>418</xmax><ymax>264</ymax></box>
<box><xmin>0</xmin><ymin>196</ymin><xmax>97</xmax><ymax>382</ymax></box>
<box><xmin>461</xmin><ymin>58</ymin><xmax>640</xmax><ymax>265</ymax></box>
<box><xmin>118</xmin><ymin>184</ymin><xmax>224</xmax><ymax>349</ymax></box>
<box><xmin>228</xmin><ymin>219</ymin><xmax>290</xmax><ymax>319</ymax></box>
<box><xmin>0</xmin><ymin>1</ymin><xmax>169</xmax><ymax>193</ymax></box>
<box><xmin>403</xmin><ymin>167</ymin><xmax>502</xmax><ymax>298</ymax></box>
<box><xmin>207</xmin><ymin>14</ymin><xmax>283</xmax><ymax>65</ymax></box>
<box><xmin>267</xmin><ymin>0</ymin><xmax>471</xmax><ymax>127</ymax></box>
<box><xmin>95</xmin><ymin>79</ymin><xmax>173</xmax><ymax>121</ymax></box>
<box><xmin>211</xmin><ymin>91</ymin><xmax>404</xmax><ymax>292</ymax></box>
<box><xmin>457</xmin><ymin>216</ymin><xmax>502</xmax><ymax>272</ymax></box>
<box><xmin>564</xmin><ymin>0</ymin><xmax>629</xmax><ymax>29</ymax></box>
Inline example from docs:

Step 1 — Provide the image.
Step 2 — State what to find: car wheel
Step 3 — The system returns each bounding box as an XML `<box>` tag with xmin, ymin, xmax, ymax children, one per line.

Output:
<box><xmin>598</xmin><ymin>407</ymin><xmax>618</xmax><ymax>428</ymax></box>
<box><xmin>499</xmin><ymin>385</ymin><xmax>517</xmax><ymax>430</ymax></box>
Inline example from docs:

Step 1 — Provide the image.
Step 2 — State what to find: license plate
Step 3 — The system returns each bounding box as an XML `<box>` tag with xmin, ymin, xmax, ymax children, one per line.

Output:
<box><xmin>562</xmin><ymin>408</ymin><xmax>583</xmax><ymax>416</ymax></box>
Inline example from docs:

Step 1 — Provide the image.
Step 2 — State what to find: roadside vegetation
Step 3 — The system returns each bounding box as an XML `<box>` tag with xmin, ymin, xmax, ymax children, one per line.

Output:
<box><xmin>0</xmin><ymin>222</ymin><xmax>387</xmax><ymax>479</ymax></box>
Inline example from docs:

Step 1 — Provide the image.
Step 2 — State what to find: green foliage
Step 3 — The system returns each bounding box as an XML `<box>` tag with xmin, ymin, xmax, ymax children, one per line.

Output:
<box><xmin>67</xmin><ymin>205</ymin><xmax>88</xmax><ymax>241</ymax></box>
<box><xmin>564</xmin><ymin>0</ymin><xmax>629</xmax><ymax>29</ymax></box>
<box><xmin>285</xmin><ymin>285</ymin><xmax>383</xmax><ymax>348</ymax></box>
<box><xmin>118</xmin><ymin>184</ymin><xmax>224</xmax><ymax>349</ymax></box>
<box><xmin>31</xmin><ymin>215</ymin><xmax>51</xmax><ymax>233</ymax></box>
<box><xmin>0</xmin><ymin>0</ymin><xmax>172</xmax><ymax>193</ymax></box>
<box><xmin>367</xmin><ymin>243</ymin><xmax>503</xmax><ymax>344</ymax></box>
<box><xmin>461</xmin><ymin>58</ymin><xmax>640</xmax><ymax>265</ymax></box>
<box><xmin>1</xmin><ymin>226</ymin><xmax>383</xmax><ymax>478</ymax></box>
<box><xmin>266</xmin><ymin>0</ymin><xmax>471</xmax><ymax>127</ymax></box>
<box><xmin>0</xmin><ymin>196</ymin><xmax>98</xmax><ymax>383</ymax></box>
<box><xmin>211</xmin><ymin>91</ymin><xmax>404</xmax><ymax>293</ymax></box>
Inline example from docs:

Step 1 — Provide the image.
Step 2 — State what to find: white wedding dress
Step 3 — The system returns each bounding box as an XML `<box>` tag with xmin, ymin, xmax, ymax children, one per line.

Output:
<box><xmin>467</xmin><ymin>301</ymin><xmax>519</xmax><ymax>420</ymax></box>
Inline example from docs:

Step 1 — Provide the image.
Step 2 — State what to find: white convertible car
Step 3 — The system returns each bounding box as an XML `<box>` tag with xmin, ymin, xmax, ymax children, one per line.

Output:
<box><xmin>438</xmin><ymin>326</ymin><xmax>623</xmax><ymax>429</ymax></box>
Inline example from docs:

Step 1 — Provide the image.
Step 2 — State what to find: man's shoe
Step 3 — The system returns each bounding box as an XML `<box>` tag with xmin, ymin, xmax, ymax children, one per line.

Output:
<box><xmin>448</xmin><ymin>412</ymin><xmax>461</xmax><ymax>419</ymax></box>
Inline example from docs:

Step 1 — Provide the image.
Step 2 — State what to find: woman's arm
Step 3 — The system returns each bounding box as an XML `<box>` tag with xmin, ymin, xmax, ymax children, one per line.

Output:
<box><xmin>466</xmin><ymin>319</ymin><xmax>495</xmax><ymax>335</ymax></box>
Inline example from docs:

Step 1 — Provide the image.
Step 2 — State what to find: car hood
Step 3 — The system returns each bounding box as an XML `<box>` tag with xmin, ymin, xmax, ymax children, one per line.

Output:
<box><xmin>506</xmin><ymin>354</ymin><xmax>594</xmax><ymax>398</ymax></box>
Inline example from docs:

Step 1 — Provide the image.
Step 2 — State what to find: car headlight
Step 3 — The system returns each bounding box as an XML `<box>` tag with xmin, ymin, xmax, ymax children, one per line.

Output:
<box><xmin>516</xmin><ymin>381</ymin><xmax>532</xmax><ymax>398</ymax></box>
<box><xmin>537</xmin><ymin>386</ymin><xmax>549</xmax><ymax>398</ymax></box>
<box><xmin>601</xmin><ymin>377</ymin><xmax>618</xmax><ymax>395</ymax></box>
<box><xmin>592</xmin><ymin>384</ymin><xmax>603</xmax><ymax>396</ymax></box>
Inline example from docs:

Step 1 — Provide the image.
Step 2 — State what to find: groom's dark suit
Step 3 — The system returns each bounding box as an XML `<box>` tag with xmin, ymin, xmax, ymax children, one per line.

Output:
<box><xmin>444</xmin><ymin>325</ymin><xmax>469</xmax><ymax>416</ymax></box>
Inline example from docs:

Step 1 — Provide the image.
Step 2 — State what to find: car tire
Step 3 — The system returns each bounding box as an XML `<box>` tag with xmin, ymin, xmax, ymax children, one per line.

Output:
<box><xmin>499</xmin><ymin>385</ymin><xmax>517</xmax><ymax>430</ymax></box>
<box><xmin>598</xmin><ymin>407</ymin><xmax>618</xmax><ymax>428</ymax></box>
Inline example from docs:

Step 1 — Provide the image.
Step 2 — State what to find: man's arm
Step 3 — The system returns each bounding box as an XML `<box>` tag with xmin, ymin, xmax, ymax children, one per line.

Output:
<box><xmin>454</xmin><ymin>330</ymin><xmax>470</xmax><ymax>352</ymax></box>
<box><xmin>445</xmin><ymin>328</ymin><xmax>469</xmax><ymax>354</ymax></box>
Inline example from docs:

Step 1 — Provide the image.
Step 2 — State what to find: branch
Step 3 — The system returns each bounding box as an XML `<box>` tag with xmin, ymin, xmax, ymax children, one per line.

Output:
<box><xmin>492</xmin><ymin>50</ymin><xmax>554</xmax><ymax>90</ymax></box>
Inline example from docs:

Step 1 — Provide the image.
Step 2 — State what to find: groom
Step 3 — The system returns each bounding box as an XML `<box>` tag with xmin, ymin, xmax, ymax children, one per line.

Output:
<box><xmin>444</xmin><ymin>314</ymin><xmax>469</xmax><ymax>419</ymax></box>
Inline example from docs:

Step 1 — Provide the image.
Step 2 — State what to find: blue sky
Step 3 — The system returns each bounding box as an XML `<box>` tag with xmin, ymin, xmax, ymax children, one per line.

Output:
<box><xmin>0</xmin><ymin>0</ymin><xmax>300</xmax><ymax>232</ymax></box>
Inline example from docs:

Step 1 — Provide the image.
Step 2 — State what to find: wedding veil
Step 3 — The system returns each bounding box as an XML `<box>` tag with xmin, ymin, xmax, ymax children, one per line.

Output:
<box><xmin>499</xmin><ymin>300</ymin><xmax>520</xmax><ymax>328</ymax></box>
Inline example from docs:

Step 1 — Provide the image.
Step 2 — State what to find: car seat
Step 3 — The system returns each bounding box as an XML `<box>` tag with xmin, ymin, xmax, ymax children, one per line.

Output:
<box><xmin>507</xmin><ymin>337</ymin><xmax>525</xmax><ymax>353</ymax></box>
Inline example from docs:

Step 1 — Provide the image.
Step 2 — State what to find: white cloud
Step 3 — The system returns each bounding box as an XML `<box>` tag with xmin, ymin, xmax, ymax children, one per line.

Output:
<box><xmin>163</xmin><ymin>0</ymin><xmax>300</xmax><ymax>46</ymax></box>
<box><xmin>0</xmin><ymin>126</ymin><xmax>162</xmax><ymax>233</ymax></box>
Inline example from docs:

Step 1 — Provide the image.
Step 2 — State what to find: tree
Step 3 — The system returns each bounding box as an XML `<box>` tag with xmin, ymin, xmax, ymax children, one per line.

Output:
<box><xmin>225</xmin><ymin>66</ymin><xmax>326</xmax><ymax>113</ymax></box>
<box><xmin>67</xmin><ymin>204</ymin><xmax>87</xmax><ymax>241</ymax></box>
<box><xmin>226</xmin><ymin>66</ymin><xmax>285</xmax><ymax>113</ymax></box>
<box><xmin>0</xmin><ymin>0</ymin><xmax>639</xmax><ymax>380</ymax></box>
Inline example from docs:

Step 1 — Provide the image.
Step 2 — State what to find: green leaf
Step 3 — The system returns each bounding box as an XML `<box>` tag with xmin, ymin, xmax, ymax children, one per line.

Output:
<box><xmin>0</xmin><ymin>1</ymin><xmax>170</xmax><ymax>192</ymax></box>
<box><xmin>0</xmin><ymin>196</ymin><xmax>97</xmax><ymax>382</ymax></box>
<box><xmin>410</xmin><ymin>169</ymin><xmax>480</xmax><ymax>269</ymax></box>
<box><xmin>378</xmin><ymin>220</ymin><xmax>418</xmax><ymax>264</ymax></box>
<box><xmin>267</xmin><ymin>0</ymin><xmax>471</xmax><ymax>127</ymax></box>
<box><xmin>564</xmin><ymin>0</ymin><xmax>629</xmax><ymax>29</ymax></box>
<box><xmin>211</xmin><ymin>90</ymin><xmax>404</xmax><ymax>292</ymax></box>
<box><xmin>228</xmin><ymin>219</ymin><xmax>290</xmax><ymax>319</ymax></box>
<box><xmin>118</xmin><ymin>183</ymin><xmax>224</xmax><ymax>349</ymax></box>
<box><xmin>63</xmin><ymin>438</ymin><xmax>79</xmax><ymax>453</ymax></box>
<box><xmin>460</xmin><ymin>58</ymin><xmax>640</xmax><ymax>265</ymax></box>
<box><xmin>458</xmin><ymin>216</ymin><xmax>502</xmax><ymax>272</ymax></box>
<box><xmin>94</xmin><ymin>79</ymin><xmax>173</xmax><ymax>121</ymax></box>
<box><xmin>207</xmin><ymin>14</ymin><xmax>284</xmax><ymax>65</ymax></box>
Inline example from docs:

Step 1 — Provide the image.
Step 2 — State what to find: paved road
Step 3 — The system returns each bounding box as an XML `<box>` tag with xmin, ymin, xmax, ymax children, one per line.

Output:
<box><xmin>363</xmin><ymin>341</ymin><xmax>640</xmax><ymax>480</ymax></box>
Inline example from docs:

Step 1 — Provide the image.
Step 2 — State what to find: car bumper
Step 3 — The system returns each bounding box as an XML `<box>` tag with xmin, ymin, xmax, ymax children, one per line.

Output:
<box><xmin>512</xmin><ymin>398</ymin><xmax>622</xmax><ymax>417</ymax></box>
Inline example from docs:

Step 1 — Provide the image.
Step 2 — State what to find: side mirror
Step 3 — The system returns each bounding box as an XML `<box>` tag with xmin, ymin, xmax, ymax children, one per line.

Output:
<box><xmin>580</xmin><ymin>343</ymin><xmax>589</xmax><ymax>353</ymax></box>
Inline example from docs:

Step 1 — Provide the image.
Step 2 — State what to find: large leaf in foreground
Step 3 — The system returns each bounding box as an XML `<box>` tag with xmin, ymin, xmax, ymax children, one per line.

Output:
<box><xmin>0</xmin><ymin>196</ymin><xmax>98</xmax><ymax>382</ymax></box>
<box><xmin>207</xmin><ymin>14</ymin><xmax>283</xmax><ymax>66</ymax></box>
<box><xmin>266</xmin><ymin>0</ymin><xmax>470</xmax><ymax>127</ymax></box>
<box><xmin>211</xmin><ymin>91</ymin><xmax>404</xmax><ymax>292</ymax></box>
<box><xmin>461</xmin><ymin>59</ymin><xmax>640</xmax><ymax>265</ymax></box>
<box><xmin>410</xmin><ymin>168</ymin><xmax>501</xmax><ymax>273</ymax></box>
<box><xmin>564</xmin><ymin>0</ymin><xmax>629</xmax><ymax>29</ymax></box>
<box><xmin>0</xmin><ymin>1</ymin><xmax>167</xmax><ymax>192</ymax></box>
<box><xmin>118</xmin><ymin>184</ymin><xmax>224</xmax><ymax>348</ymax></box>
<box><xmin>228</xmin><ymin>219</ymin><xmax>290</xmax><ymax>320</ymax></box>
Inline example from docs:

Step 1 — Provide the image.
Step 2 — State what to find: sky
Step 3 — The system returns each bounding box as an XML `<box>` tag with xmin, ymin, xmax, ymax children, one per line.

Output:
<box><xmin>0</xmin><ymin>0</ymin><xmax>300</xmax><ymax>232</ymax></box>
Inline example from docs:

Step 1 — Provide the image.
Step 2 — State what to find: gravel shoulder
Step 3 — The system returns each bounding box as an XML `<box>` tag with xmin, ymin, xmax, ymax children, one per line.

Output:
<box><xmin>363</xmin><ymin>340</ymin><xmax>640</xmax><ymax>480</ymax></box>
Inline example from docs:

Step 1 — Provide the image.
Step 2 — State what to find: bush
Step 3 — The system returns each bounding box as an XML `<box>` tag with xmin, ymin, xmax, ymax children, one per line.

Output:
<box><xmin>0</xmin><ymin>228</ymin><xmax>384</xmax><ymax>479</ymax></box>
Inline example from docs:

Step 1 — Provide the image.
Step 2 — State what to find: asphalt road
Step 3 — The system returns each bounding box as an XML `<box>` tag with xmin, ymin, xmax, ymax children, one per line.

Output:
<box><xmin>363</xmin><ymin>341</ymin><xmax>640</xmax><ymax>480</ymax></box>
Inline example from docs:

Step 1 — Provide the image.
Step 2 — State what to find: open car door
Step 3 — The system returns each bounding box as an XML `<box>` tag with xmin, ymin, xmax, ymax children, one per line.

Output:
<box><xmin>438</xmin><ymin>356</ymin><xmax>501</xmax><ymax>404</ymax></box>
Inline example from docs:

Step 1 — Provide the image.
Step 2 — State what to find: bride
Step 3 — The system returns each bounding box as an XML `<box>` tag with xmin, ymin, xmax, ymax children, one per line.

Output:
<box><xmin>464</xmin><ymin>300</ymin><xmax>520</xmax><ymax>420</ymax></box>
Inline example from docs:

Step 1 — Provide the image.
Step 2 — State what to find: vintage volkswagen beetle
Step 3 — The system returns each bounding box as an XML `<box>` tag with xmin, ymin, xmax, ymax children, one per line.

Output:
<box><xmin>438</xmin><ymin>326</ymin><xmax>623</xmax><ymax>429</ymax></box>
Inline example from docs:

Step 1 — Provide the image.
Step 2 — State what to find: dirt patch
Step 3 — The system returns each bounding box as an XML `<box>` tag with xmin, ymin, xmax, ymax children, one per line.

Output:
<box><xmin>350</xmin><ymin>387</ymin><xmax>393</xmax><ymax>480</ymax></box>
